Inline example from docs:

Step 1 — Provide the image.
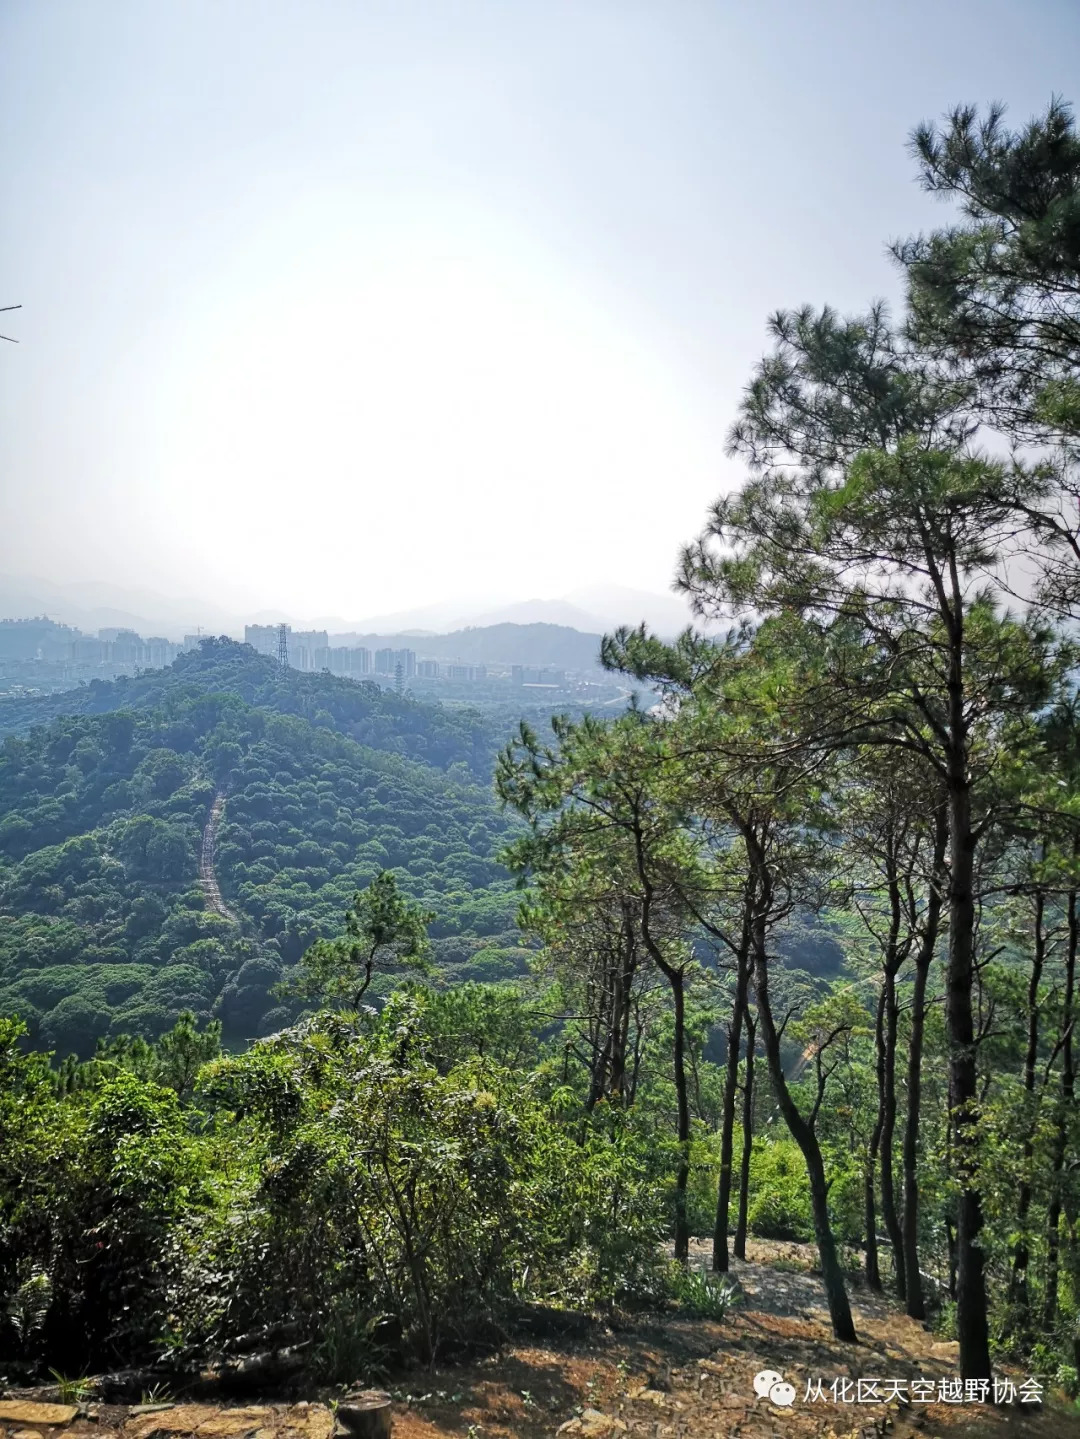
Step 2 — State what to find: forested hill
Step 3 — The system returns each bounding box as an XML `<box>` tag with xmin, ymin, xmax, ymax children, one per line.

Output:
<box><xmin>0</xmin><ymin>640</ymin><xmax>524</xmax><ymax>1056</ymax></box>
<box><xmin>0</xmin><ymin>636</ymin><xmax>498</xmax><ymax>775</ymax></box>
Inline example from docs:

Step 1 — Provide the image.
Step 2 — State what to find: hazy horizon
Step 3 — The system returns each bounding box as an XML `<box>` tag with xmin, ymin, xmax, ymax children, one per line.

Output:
<box><xmin>0</xmin><ymin>569</ymin><xmax>701</xmax><ymax>641</ymax></box>
<box><xmin>3</xmin><ymin>0</ymin><xmax>1078</xmax><ymax>621</ymax></box>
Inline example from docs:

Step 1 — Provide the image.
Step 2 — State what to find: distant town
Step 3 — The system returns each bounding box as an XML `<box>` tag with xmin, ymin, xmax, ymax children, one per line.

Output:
<box><xmin>242</xmin><ymin>624</ymin><xmax>566</xmax><ymax>689</ymax></box>
<box><xmin>0</xmin><ymin>616</ymin><xmax>599</xmax><ymax>701</ymax></box>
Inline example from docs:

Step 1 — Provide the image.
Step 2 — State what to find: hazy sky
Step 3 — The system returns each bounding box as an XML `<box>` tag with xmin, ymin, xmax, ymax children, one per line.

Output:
<box><xmin>2</xmin><ymin>0</ymin><xmax>1078</xmax><ymax>625</ymax></box>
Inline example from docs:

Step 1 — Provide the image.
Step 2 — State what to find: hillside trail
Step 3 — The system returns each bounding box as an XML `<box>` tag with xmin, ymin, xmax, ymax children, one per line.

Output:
<box><xmin>199</xmin><ymin>791</ymin><xmax>240</xmax><ymax>927</ymax></box>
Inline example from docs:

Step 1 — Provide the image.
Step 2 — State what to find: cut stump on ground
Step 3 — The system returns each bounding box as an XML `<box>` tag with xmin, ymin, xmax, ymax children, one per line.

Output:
<box><xmin>336</xmin><ymin>1393</ymin><xmax>392</xmax><ymax>1439</ymax></box>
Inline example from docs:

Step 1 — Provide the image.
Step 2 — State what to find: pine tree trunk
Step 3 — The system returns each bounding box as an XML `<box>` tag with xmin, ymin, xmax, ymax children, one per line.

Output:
<box><xmin>945</xmin><ymin>762</ymin><xmax>992</xmax><ymax>1380</ymax></box>
<box><xmin>880</xmin><ymin>961</ymin><xmax>906</xmax><ymax>1299</ymax></box>
<box><xmin>734</xmin><ymin>1013</ymin><xmax>755</xmax><ymax>1261</ymax></box>
<box><xmin>901</xmin><ymin>799</ymin><xmax>946</xmax><ymax>1323</ymax></box>
<box><xmin>632</xmin><ymin>829</ymin><xmax>691</xmax><ymax>1262</ymax></box>
<box><xmin>1006</xmin><ymin>885</ymin><xmax>1046</xmax><ymax>1338</ymax></box>
<box><xmin>1044</xmin><ymin>882</ymin><xmax>1076</xmax><ymax>1332</ymax></box>
<box><xmin>745</xmin><ymin>837</ymin><xmax>855</xmax><ymax>1342</ymax></box>
<box><xmin>608</xmin><ymin>905</ymin><xmax>637</xmax><ymax>1104</ymax></box>
<box><xmin>713</xmin><ymin>934</ymin><xmax>751</xmax><ymax>1272</ymax></box>
<box><xmin>670</xmin><ymin>966</ymin><xmax>691</xmax><ymax>1262</ymax></box>
<box><xmin>865</xmin><ymin>986</ymin><xmax>885</xmax><ymax>1291</ymax></box>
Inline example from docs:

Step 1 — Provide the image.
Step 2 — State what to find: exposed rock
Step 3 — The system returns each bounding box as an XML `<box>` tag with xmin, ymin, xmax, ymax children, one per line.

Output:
<box><xmin>127</xmin><ymin>1406</ymin><xmax>222</xmax><ymax>1438</ymax></box>
<box><xmin>196</xmin><ymin>1409</ymin><xmax>275</xmax><ymax>1437</ymax></box>
<box><xmin>282</xmin><ymin>1407</ymin><xmax>333</xmax><ymax>1439</ymax></box>
<box><xmin>0</xmin><ymin>1403</ymin><xmax>80</xmax><ymax>1426</ymax></box>
<box><xmin>557</xmin><ymin>1410</ymin><xmax>627</xmax><ymax>1438</ymax></box>
<box><xmin>627</xmin><ymin>1388</ymin><xmax>668</xmax><ymax>1405</ymax></box>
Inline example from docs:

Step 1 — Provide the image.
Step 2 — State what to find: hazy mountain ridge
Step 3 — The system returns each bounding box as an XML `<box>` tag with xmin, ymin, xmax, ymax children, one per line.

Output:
<box><xmin>0</xmin><ymin>575</ymin><xmax>694</xmax><ymax>643</ymax></box>
<box><xmin>328</xmin><ymin>621</ymin><xmax>606</xmax><ymax>669</ymax></box>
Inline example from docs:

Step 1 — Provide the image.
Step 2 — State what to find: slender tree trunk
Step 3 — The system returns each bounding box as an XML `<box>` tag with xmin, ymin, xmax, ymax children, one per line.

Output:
<box><xmin>946</xmin><ymin>1215</ymin><xmax>958</xmax><ymax>1301</ymax></box>
<box><xmin>632</xmin><ymin>824</ymin><xmax>691</xmax><ymax>1262</ymax></box>
<box><xmin>865</xmin><ymin>986</ymin><xmax>886</xmax><ymax>1291</ymax></box>
<box><xmin>734</xmin><ymin>1012</ymin><xmax>755</xmax><ymax>1261</ymax></box>
<box><xmin>669</xmin><ymin>965</ymin><xmax>691</xmax><ymax>1261</ymax></box>
<box><xmin>945</xmin><ymin>754</ymin><xmax>992</xmax><ymax>1379</ymax></box>
<box><xmin>742</xmin><ymin>832</ymin><xmax>855</xmax><ymax>1342</ymax></box>
<box><xmin>1006</xmin><ymin>883</ymin><xmax>1046</xmax><ymax>1336</ymax></box>
<box><xmin>608</xmin><ymin>910</ymin><xmax>636</xmax><ymax>1103</ymax></box>
<box><xmin>584</xmin><ymin>974</ymin><xmax>613</xmax><ymax>1115</ymax></box>
<box><xmin>880</xmin><ymin>959</ymin><xmax>906</xmax><ymax>1299</ymax></box>
<box><xmin>902</xmin><ymin>798</ymin><xmax>946</xmax><ymax>1322</ymax></box>
<box><xmin>1044</xmin><ymin>880</ymin><xmax>1076</xmax><ymax>1332</ymax></box>
<box><xmin>913</xmin><ymin>527</ymin><xmax>992</xmax><ymax>1378</ymax></box>
<box><xmin>713</xmin><ymin>920</ymin><xmax>752</xmax><ymax>1272</ymax></box>
<box><xmin>627</xmin><ymin>992</ymin><xmax>646</xmax><ymax>1106</ymax></box>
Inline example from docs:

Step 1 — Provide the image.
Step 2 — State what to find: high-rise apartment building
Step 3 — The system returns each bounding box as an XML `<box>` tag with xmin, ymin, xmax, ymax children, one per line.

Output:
<box><xmin>325</xmin><ymin>646</ymin><xmax>373</xmax><ymax>677</ymax></box>
<box><xmin>245</xmin><ymin>624</ymin><xmax>328</xmax><ymax>670</ymax></box>
<box><xmin>375</xmin><ymin>647</ymin><xmax>415</xmax><ymax>677</ymax></box>
<box><xmin>244</xmin><ymin>624</ymin><xmax>279</xmax><ymax>657</ymax></box>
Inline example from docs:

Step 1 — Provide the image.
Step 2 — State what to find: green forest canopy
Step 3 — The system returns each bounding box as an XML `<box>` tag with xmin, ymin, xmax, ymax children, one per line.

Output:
<box><xmin>0</xmin><ymin>641</ymin><xmax>524</xmax><ymax>1053</ymax></box>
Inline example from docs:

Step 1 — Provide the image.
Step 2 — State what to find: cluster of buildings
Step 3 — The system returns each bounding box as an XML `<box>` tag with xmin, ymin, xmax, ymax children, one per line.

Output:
<box><xmin>0</xmin><ymin>619</ymin><xmax>195</xmax><ymax>696</ymax></box>
<box><xmin>0</xmin><ymin>615</ymin><xmax>588</xmax><ymax>703</ymax></box>
<box><xmin>69</xmin><ymin>629</ymin><xmax>187</xmax><ymax>669</ymax></box>
<box><xmin>244</xmin><ymin>626</ymin><xmax>427</xmax><ymax>679</ymax></box>
<box><xmin>243</xmin><ymin>625</ymin><xmax>550</xmax><ymax>686</ymax></box>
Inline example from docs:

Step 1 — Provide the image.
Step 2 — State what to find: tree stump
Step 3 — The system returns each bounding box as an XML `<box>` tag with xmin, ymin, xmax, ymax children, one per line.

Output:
<box><xmin>337</xmin><ymin>1392</ymin><xmax>392</xmax><ymax>1439</ymax></box>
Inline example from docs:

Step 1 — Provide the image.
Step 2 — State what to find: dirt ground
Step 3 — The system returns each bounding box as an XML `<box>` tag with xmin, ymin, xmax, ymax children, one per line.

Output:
<box><xmin>2</xmin><ymin>1241</ymin><xmax>1077</xmax><ymax>1439</ymax></box>
<box><xmin>384</xmin><ymin>1241</ymin><xmax>1078</xmax><ymax>1439</ymax></box>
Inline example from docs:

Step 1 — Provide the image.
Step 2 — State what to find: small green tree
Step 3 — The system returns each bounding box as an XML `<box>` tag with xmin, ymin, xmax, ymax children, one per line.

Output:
<box><xmin>285</xmin><ymin>871</ymin><xmax>434</xmax><ymax>1009</ymax></box>
<box><xmin>155</xmin><ymin>1009</ymin><xmax>223</xmax><ymax>1099</ymax></box>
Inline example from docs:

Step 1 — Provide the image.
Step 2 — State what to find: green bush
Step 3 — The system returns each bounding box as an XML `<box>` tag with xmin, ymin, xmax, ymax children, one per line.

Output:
<box><xmin>180</xmin><ymin>999</ymin><xmax>666</xmax><ymax>1367</ymax></box>
<box><xmin>0</xmin><ymin>1023</ymin><xmax>207</xmax><ymax>1371</ymax></box>
<box><xmin>745</xmin><ymin>1137</ymin><xmax>813</xmax><ymax>1242</ymax></box>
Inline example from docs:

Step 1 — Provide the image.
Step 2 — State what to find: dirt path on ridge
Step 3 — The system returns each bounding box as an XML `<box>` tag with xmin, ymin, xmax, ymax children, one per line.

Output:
<box><xmin>199</xmin><ymin>791</ymin><xmax>240</xmax><ymax>926</ymax></box>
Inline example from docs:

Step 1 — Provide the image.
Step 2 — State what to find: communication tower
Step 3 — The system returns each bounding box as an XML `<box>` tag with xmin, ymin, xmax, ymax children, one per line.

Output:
<box><xmin>277</xmin><ymin>623</ymin><xmax>289</xmax><ymax>671</ymax></box>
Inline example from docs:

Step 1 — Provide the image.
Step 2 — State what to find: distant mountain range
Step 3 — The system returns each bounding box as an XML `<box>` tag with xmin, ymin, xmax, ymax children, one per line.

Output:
<box><xmin>0</xmin><ymin>576</ymin><xmax>698</xmax><ymax>644</ymax></box>
<box><xmin>330</xmin><ymin>622</ymin><xmax>606</xmax><ymax>670</ymax></box>
<box><xmin>334</xmin><ymin>586</ymin><xmax>696</xmax><ymax>638</ymax></box>
<box><xmin>0</xmin><ymin>575</ymin><xmax>241</xmax><ymax>640</ymax></box>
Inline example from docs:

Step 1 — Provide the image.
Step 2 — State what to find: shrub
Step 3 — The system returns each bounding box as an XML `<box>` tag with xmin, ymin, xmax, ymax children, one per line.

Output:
<box><xmin>183</xmin><ymin>1002</ymin><xmax>666</xmax><ymax>1368</ymax></box>
<box><xmin>745</xmin><ymin>1137</ymin><xmax>813</xmax><ymax>1241</ymax></box>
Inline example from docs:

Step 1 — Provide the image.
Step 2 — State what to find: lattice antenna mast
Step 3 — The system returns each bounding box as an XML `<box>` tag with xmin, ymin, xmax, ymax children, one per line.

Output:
<box><xmin>277</xmin><ymin>623</ymin><xmax>289</xmax><ymax>671</ymax></box>
<box><xmin>1</xmin><ymin>305</ymin><xmax>21</xmax><ymax>344</ymax></box>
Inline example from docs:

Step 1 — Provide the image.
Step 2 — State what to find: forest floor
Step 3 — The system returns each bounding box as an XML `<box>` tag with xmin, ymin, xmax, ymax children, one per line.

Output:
<box><xmin>2</xmin><ymin>1241</ymin><xmax>1077</xmax><ymax>1439</ymax></box>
